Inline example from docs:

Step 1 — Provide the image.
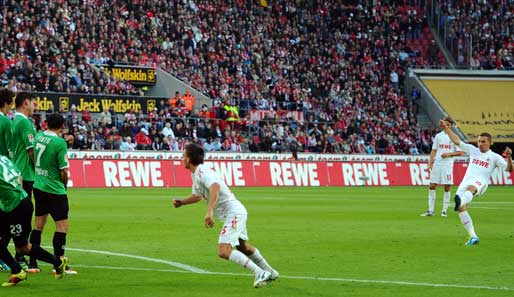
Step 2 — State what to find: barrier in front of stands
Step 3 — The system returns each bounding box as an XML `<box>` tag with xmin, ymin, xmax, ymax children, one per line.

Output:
<box><xmin>65</xmin><ymin>152</ymin><xmax>513</xmax><ymax>188</ymax></box>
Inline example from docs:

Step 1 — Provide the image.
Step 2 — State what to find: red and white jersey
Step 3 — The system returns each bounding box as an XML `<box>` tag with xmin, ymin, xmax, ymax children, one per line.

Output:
<box><xmin>459</xmin><ymin>142</ymin><xmax>508</xmax><ymax>182</ymax></box>
<box><xmin>192</xmin><ymin>164</ymin><xmax>247</xmax><ymax>220</ymax></box>
<box><xmin>432</xmin><ymin>131</ymin><xmax>459</xmax><ymax>166</ymax></box>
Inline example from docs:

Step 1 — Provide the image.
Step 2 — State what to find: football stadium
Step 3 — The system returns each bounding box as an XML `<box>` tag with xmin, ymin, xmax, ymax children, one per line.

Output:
<box><xmin>0</xmin><ymin>1</ymin><xmax>513</xmax><ymax>296</ymax></box>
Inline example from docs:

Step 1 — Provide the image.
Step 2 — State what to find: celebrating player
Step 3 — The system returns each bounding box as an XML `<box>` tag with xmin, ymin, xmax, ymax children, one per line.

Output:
<box><xmin>421</xmin><ymin>116</ymin><xmax>463</xmax><ymax>217</ymax></box>
<box><xmin>173</xmin><ymin>144</ymin><xmax>279</xmax><ymax>288</ymax></box>
<box><xmin>440</xmin><ymin>120</ymin><xmax>513</xmax><ymax>245</ymax></box>
<box><xmin>0</xmin><ymin>155</ymin><xmax>68</xmax><ymax>287</ymax></box>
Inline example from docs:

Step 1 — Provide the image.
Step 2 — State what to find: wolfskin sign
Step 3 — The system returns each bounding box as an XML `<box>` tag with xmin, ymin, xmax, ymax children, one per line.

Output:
<box><xmin>100</xmin><ymin>64</ymin><xmax>156</xmax><ymax>86</ymax></box>
<box><xmin>30</xmin><ymin>92</ymin><xmax>166</xmax><ymax>114</ymax></box>
<box><xmin>65</xmin><ymin>159</ymin><xmax>513</xmax><ymax>188</ymax></box>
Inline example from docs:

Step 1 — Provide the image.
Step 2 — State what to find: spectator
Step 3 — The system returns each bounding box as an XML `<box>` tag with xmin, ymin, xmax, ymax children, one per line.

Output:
<box><xmin>135</xmin><ymin>128</ymin><xmax>152</xmax><ymax>150</ymax></box>
<box><xmin>211</xmin><ymin>137</ymin><xmax>222</xmax><ymax>151</ymax></box>
<box><xmin>120</xmin><ymin>137</ymin><xmax>136</xmax><ymax>151</ymax></box>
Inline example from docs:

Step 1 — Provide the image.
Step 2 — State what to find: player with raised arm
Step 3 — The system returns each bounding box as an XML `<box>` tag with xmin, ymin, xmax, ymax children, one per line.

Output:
<box><xmin>173</xmin><ymin>144</ymin><xmax>279</xmax><ymax>288</ymax></box>
<box><xmin>31</xmin><ymin>113</ymin><xmax>77</xmax><ymax>275</ymax></box>
<box><xmin>11</xmin><ymin>92</ymin><xmax>38</xmax><ymax>271</ymax></box>
<box><xmin>440</xmin><ymin>120</ymin><xmax>513</xmax><ymax>246</ymax></box>
<box><xmin>421</xmin><ymin>116</ymin><xmax>463</xmax><ymax>217</ymax></box>
<box><xmin>0</xmin><ymin>155</ymin><xmax>68</xmax><ymax>287</ymax></box>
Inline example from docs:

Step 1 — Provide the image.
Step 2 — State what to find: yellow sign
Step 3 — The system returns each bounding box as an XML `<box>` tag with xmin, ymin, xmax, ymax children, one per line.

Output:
<box><xmin>103</xmin><ymin>66</ymin><xmax>156</xmax><ymax>85</ymax></box>
<box><xmin>36</xmin><ymin>96</ymin><xmax>55</xmax><ymax>111</ymax></box>
<box><xmin>59</xmin><ymin>97</ymin><xmax>69</xmax><ymax>112</ymax></box>
<box><xmin>146</xmin><ymin>100</ymin><xmax>156</xmax><ymax>113</ymax></box>
<box><xmin>423</xmin><ymin>79</ymin><xmax>514</xmax><ymax>142</ymax></box>
<box><xmin>75</xmin><ymin>98</ymin><xmax>142</xmax><ymax>113</ymax></box>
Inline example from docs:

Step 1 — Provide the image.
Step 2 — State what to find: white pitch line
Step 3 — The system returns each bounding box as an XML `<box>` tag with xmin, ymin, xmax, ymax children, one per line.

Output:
<box><xmin>68</xmin><ymin>264</ymin><xmax>514</xmax><ymax>291</ymax></box>
<box><xmin>41</xmin><ymin>246</ymin><xmax>209</xmax><ymax>274</ymax></box>
<box><xmin>473</xmin><ymin>207</ymin><xmax>513</xmax><ymax>210</ymax></box>
<box><xmin>473</xmin><ymin>202</ymin><xmax>514</xmax><ymax>204</ymax></box>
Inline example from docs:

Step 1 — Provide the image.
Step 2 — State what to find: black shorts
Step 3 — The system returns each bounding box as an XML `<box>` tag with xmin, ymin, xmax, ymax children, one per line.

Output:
<box><xmin>0</xmin><ymin>198</ymin><xmax>33</xmax><ymax>248</ymax></box>
<box><xmin>23</xmin><ymin>180</ymin><xmax>34</xmax><ymax>200</ymax></box>
<box><xmin>33</xmin><ymin>188</ymin><xmax>69</xmax><ymax>221</ymax></box>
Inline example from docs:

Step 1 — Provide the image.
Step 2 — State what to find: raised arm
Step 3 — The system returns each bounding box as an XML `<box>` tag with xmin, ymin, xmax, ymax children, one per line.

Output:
<box><xmin>439</xmin><ymin>120</ymin><xmax>461</xmax><ymax>146</ymax></box>
<box><xmin>505</xmin><ymin>147</ymin><xmax>513</xmax><ymax>173</ymax></box>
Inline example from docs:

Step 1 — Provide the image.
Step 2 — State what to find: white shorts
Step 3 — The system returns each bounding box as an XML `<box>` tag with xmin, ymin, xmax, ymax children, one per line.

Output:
<box><xmin>456</xmin><ymin>176</ymin><xmax>489</xmax><ymax>200</ymax></box>
<box><xmin>218</xmin><ymin>213</ymin><xmax>248</xmax><ymax>247</ymax></box>
<box><xmin>429</xmin><ymin>164</ymin><xmax>454</xmax><ymax>184</ymax></box>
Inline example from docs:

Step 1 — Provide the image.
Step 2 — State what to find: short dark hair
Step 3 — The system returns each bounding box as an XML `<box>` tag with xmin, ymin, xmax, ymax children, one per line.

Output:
<box><xmin>0</xmin><ymin>88</ymin><xmax>15</xmax><ymax>108</ymax></box>
<box><xmin>46</xmin><ymin>113</ymin><xmax>65</xmax><ymax>130</ymax></box>
<box><xmin>443</xmin><ymin>116</ymin><xmax>455</xmax><ymax>125</ymax></box>
<box><xmin>15</xmin><ymin>92</ymin><xmax>35</xmax><ymax>108</ymax></box>
<box><xmin>479</xmin><ymin>132</ymin><xmax>492</xmax><ymax>142</ymax></box>
<box><xmin>185</xmin><ymin>143</ymin><xmax>205</xmax><ymax>166</ymax></box>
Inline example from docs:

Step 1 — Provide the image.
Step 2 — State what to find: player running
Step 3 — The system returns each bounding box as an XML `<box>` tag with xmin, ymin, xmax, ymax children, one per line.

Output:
<box><xmin>173</xmin><ymin>143</ymin><xmax>279</xmax><ymax>288</ymax></box>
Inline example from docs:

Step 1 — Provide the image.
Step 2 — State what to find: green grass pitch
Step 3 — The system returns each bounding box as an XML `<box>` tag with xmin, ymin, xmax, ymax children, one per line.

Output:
<box><xmin>3</xmin><ymin>186</ymin><xmax>514</xmax><ymax>296</ymax></box>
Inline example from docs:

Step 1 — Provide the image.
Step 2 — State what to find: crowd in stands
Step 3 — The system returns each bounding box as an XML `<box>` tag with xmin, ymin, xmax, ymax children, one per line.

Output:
<box><xmin>1</xmin><ymin>1</ymin><xmax>447</xmax><ymax>154</ymax></box>
<box><xmin>436</xmin><ymin>0</ymin><xmax>513</xmax><ymax>69</ymax></box>
<box><xmin>0</xmin><ymin>1</ymin><xmax>143</xmax><ymax>95</ymax></box>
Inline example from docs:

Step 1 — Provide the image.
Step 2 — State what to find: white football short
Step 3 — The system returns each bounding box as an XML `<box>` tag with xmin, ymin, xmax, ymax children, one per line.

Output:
<box><xmin>429</xmin><ymin>164</ymin><xmax>454</xmax><ymax>184</ymax></box>
<box><xmin>218</xmin><ymin>213</ymin><xmax>248</xmax><ymax>247</ymax></box>
<box><xmin>456</xmin><ymin>176</ymin><xmax>489</xmax><ymax>200</ymax></box>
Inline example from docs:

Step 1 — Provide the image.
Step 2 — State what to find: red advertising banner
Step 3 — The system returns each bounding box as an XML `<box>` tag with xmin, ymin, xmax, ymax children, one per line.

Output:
<box><xmin>67</xmin><ymin>160</ymin><xmax>514</xmax><ymax>188</ymax></box>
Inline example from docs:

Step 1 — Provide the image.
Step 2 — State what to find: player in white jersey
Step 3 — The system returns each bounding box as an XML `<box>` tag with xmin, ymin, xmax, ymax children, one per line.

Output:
<box><xmin>421</xmin><ymin>117</ymin><xmax>463</xmax><ymax>217</ymax></box>
<box><xmin>172</xmin><ymin>144</ymin><xmax>279</xmax><ymax>288</ymax></box>
<box><xmin>440</xmin><ymin>120</ymin><xmax>513</xmax><ymax>246</ymax></box>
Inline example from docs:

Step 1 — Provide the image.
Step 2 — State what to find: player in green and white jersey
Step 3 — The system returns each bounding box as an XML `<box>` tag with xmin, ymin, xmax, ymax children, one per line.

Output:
<box><xmin>0</xmin><ymin>155</ymin><xmax>68</xmax><ymax>287</ymax></box>
<box><xmin>0</xmin><ymin>88</ymin><xmax>14</xmax><ymax>158</ymax></box>
<box><xmin>0</xmin><ymin>88</ymin><xmax>14</xmax><ymax>271</ymax></box>
<box><xmin>32</xmin><ymin>113</ymin><xmax>76</xmax><ymax>275</ymax></box>
<box><xmin>10</xmin><ymin>92</ymin><xmax>37</xmax><ymax>270</ymax></box>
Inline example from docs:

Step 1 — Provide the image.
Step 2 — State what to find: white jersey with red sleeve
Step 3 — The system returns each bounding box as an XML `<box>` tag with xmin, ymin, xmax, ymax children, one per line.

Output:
<box><xmin>192</xmin><ymin>164</ymin><xmax>247</xmax><ymax>220</ymax></box>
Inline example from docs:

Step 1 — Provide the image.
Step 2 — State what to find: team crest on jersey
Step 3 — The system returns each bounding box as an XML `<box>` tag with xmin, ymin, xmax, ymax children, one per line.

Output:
<box><xmin>28</xmin><ymin>134</ymin><xmax>34</xmax><ymax>142</ymax></box>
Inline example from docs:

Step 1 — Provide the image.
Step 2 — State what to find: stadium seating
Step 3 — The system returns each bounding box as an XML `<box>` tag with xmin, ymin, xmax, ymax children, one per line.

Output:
<box><xmin>1</xmin><ymin>1</ymin><xmax>444</xmax><ymax>154</ymax></box>
<box><xmin>434</xmin><ymin>0</ymin><xmax>513</xmax><ymax>70</ymax></box>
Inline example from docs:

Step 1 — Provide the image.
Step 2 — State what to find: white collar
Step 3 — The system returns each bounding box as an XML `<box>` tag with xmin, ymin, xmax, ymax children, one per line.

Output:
<box><xmin>44</xmin><ymin>130</ymin><xmax>58</xmax><ymax>136</ymax></box>
<box><xmin>15</xmin><ymin>111</ymin><xmax>28</xmax><ymax>119</ymax></box>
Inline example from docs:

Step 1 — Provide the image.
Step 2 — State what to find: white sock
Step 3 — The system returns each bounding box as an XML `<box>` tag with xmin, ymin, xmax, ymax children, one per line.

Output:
<box><xmin>461</xmin><ymin>191</ymin><xmax>474</xmax><ymax>206</ymax></box>
<box><xmin>428</xmin><ymin>190</ymin><xmax>436</xmax><ymax>213</ymax></box>
<box><xmin>458</xmin><ymin>211</ymin><xmax>477</xmax><ymax>238</ymax></box>
<box><xmin>248</xmin><ymin>249</ymin><xmax>274</xmax><ymax>272</ymax></box>
<box><xmin>229</xmin><ymin>250</ymin><xmax>261</xmax><ymax>275</ymax></box>
<box><xmin>442</xmin><ymin>191</ymin><xmax>451</xmax><ymax>212</ymax></box>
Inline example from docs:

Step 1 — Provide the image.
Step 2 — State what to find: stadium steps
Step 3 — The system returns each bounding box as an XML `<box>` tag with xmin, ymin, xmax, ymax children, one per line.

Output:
<box><xmin>416</xmin><ymin>113</ymin><xmax>434</xmax><ymax>129</ymax></box>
